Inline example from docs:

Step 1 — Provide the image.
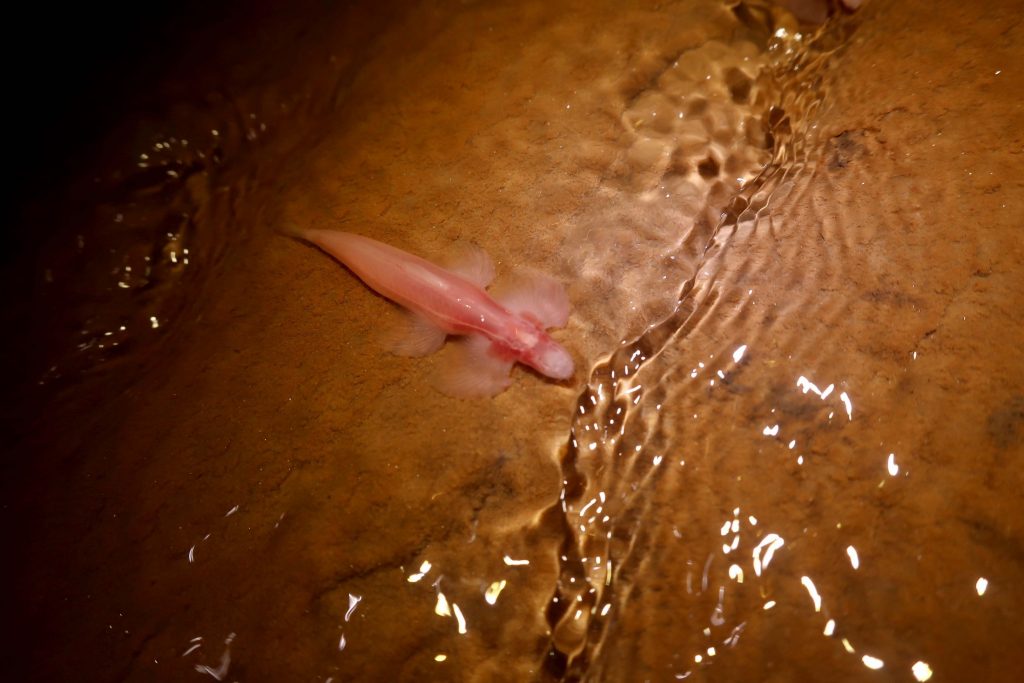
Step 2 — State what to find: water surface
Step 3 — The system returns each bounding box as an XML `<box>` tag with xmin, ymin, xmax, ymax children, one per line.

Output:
<box><xmin>4</xmin><ymin>0</ymin><xmax>1023</xmax><ymax>681</ymax></box>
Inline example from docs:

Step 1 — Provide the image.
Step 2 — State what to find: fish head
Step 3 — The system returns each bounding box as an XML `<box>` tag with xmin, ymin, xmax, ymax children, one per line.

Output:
<box><xmin>523</xmin><ymin>334</ymin><xmax>574</xmax><ymax>380</ymax></box>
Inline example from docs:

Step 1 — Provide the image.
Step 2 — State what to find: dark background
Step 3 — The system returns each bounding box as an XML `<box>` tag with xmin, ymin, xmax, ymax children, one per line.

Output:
<box><xmin>3</xmin><ymin>2</ymin><xmax>239</xmax><ymax>221</ymax></box>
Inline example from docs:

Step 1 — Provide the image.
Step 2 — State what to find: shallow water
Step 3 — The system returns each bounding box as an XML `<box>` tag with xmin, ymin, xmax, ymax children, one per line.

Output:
<box><xmin>4</xmin><ymin>0</ymin><xmax>1023</xmax><ymax>681</ymax></box>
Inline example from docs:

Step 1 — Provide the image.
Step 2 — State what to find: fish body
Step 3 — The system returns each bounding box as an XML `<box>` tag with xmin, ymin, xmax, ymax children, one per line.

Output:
<box><xmin>301</xmin><ymin>229</ymin><xmax>573</xmax><ymax>396</ymax></box>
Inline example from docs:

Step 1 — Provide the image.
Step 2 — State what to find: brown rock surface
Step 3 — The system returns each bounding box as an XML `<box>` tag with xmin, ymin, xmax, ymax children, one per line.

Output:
<box><xmin>3</xmin><ymin>0</ymin><xmax>1022</xmax><ymax>681</ymax></box>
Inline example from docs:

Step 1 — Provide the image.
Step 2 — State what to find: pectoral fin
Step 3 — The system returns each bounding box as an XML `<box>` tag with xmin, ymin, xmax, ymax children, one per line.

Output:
<box><xmin>435</xmin><ymin>335</ymin><xmax>514</xmax><ymax>398</ymax></box>
<box><xmin>386</xmin><ymin>311</ymin><xmax>447</xmax><ymax>357</ymax></box>
<box><xmin>491</xmin><ymin>270</ymin><xmax>570</xmax><ymax>329</ymax></box>
<box><xmin>440</xmin><ymin>242</ymin><xmax>495</xmax><ymax>288</ymax></box>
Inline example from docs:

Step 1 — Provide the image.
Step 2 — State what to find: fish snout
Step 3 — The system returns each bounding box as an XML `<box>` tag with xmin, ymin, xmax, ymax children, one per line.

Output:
<box><xmin>529</xmin><ymin>338</ymin><xmax>574</xmax><ymax>380</ymax></box>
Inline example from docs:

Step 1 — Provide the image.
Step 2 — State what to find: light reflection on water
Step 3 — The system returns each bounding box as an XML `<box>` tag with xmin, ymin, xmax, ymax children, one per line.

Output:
<box><xmin>32</xmin><ymin>124</ymin><xmax>222</xmax><ymax>387</ymax></box>
<box><xmin>539</xmin><ymin>9</ymin><xmax>959</xmax><ymax>681</ymax></box>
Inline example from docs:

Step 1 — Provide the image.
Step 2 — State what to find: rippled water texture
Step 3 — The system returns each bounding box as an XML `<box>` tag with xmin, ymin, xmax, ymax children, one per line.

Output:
<box><xmin>5</xmin><ymin>0</ymin><xmax>1023</xmax><ymax>681</ymax></box>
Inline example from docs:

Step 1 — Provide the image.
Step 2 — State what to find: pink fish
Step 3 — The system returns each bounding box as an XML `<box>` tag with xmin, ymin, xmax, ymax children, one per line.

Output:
<box><xmin>301</xmin><ymin>230</ymin><xmax>574</xmax><ymax>397</ymax></box>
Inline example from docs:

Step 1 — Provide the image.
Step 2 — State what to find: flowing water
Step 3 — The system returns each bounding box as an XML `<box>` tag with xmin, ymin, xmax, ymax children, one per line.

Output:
<box><xmin>4</xmin><ymin>0</ymin><xmax>1023</xmax><ymax>681</ymax></box>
